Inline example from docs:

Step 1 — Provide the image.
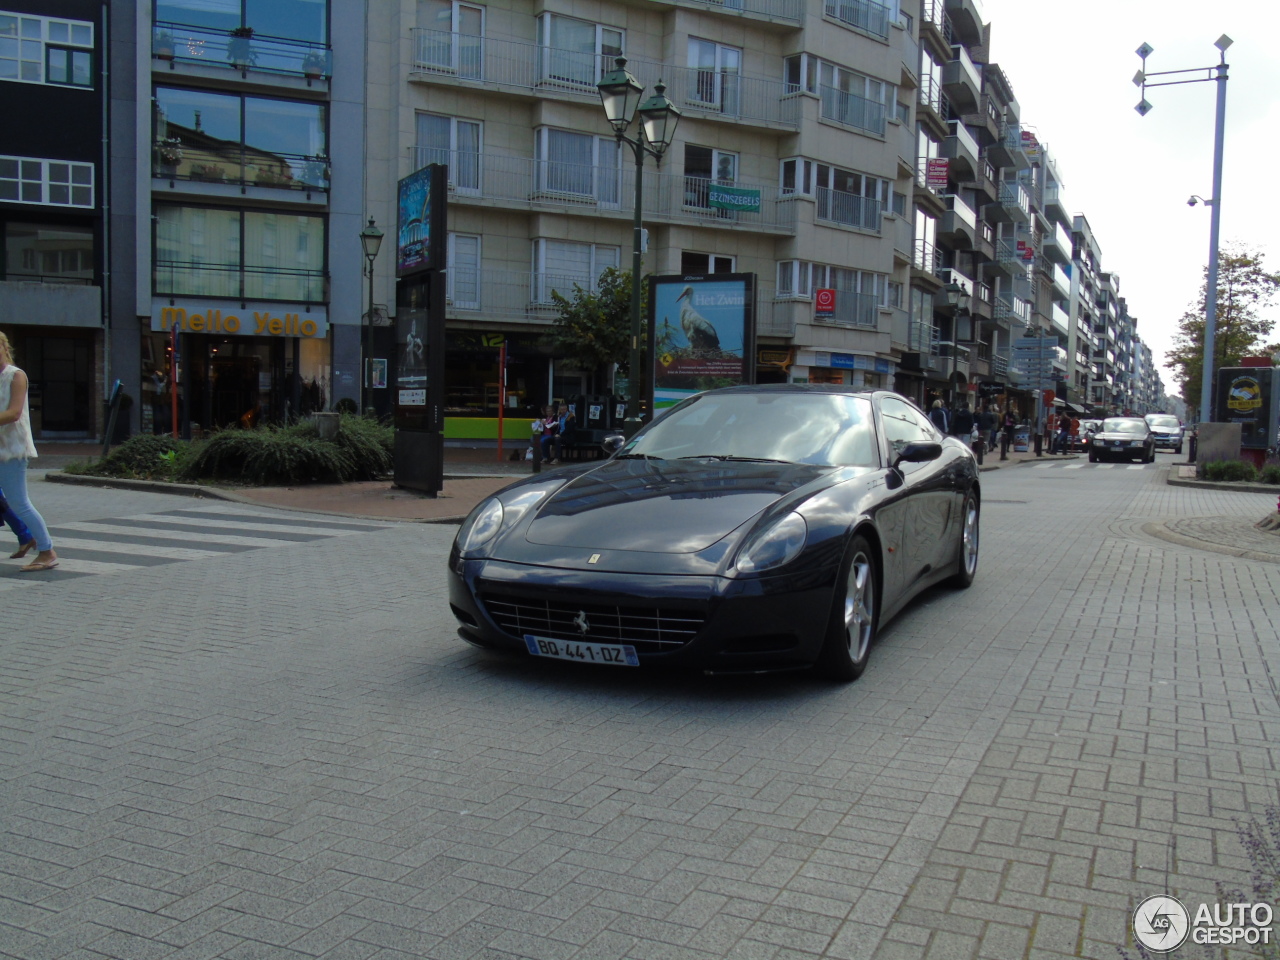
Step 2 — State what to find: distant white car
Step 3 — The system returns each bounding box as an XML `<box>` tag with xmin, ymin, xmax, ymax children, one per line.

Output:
<box><xmin>1144</xmin><ymin>414</ymin><xmax>1184</xmax><ymax>454</ymax></box>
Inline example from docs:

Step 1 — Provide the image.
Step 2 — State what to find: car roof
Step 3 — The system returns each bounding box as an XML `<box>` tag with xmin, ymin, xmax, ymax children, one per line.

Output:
<box><xmin>707</xmin><ymin>384</ymin><xmax>878</xmax><ymax>397</ymax></box>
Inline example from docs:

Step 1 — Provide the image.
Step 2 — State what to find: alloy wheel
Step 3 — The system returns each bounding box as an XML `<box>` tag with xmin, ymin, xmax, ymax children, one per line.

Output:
<box><xmin>844</xmin><ymin>551</ymin><xmax>874</xmax><ymax>664</ymax></box>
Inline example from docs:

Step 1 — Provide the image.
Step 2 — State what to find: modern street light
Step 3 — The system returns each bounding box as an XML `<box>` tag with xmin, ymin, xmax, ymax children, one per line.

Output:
<box><xmin>1134</xmin><ymin>35</ymin><xmax>1231</xmax><ymax>427</ymax></box>
<box><xmin>597</xmin><ymin>57</ymin><xmax>681</xmax><ymax>438</ymax></box>
<box><xmin>359</xmin><ymin>217</ymin><xmax>383</xmax><ymax>415</ymax></box>
<box><xmin>1025</xmin><ymin>322</ymin><xmax>1052</xmax><ymax>455</ymax></box>
<box><xmin>943</xmin><ymin>281</ymin><xmax>971</xmax><ymax>403</ymax></box>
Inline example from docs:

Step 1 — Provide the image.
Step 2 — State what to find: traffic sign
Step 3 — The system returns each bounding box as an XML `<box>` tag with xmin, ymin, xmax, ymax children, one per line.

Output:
<box><xmin>1043</xmin><ymin>389</ymin><xmax>1055</xmax><ymax>404</ymax></box>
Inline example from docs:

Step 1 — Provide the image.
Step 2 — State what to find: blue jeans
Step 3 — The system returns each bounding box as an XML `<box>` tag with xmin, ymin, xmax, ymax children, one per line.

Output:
<box><xmin>0</xmin><ymin>459</ymin><xmax>51</xmax><ymax>552</ymax></box>
<box><xmin>0</xmin><ymin>487</ymin><xmax>33</xmax><ymax>546</ymax></box>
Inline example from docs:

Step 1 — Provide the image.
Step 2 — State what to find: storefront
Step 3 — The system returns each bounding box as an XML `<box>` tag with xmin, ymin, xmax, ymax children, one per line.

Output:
<box><xmin>796</xmin><ymin>350</ymin><xmax>893</xmax><ymax>390</ymax></box>
<box><xmin>148</xmin><ymin>299</ymin><xmax>329</xmax><ymax>435</ymax></box>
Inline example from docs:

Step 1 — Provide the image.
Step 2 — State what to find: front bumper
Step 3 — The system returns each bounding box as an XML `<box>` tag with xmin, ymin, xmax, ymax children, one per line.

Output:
<box><xmin>448</xmin><ymin>557</ymin><xmax>834</xmax><ymax>673</ymax></box>
<box><xmin>1151</xmin><ymin>435</ymin><xmax>1182</xmax><ymax>449</ymax></box>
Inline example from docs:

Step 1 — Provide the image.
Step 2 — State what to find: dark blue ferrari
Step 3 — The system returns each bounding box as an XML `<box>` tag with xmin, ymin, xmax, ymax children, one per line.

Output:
<box><xmin>448</xmin><ymin>385</ymin><xmax>980</xmax><ymax>681</ymax></box>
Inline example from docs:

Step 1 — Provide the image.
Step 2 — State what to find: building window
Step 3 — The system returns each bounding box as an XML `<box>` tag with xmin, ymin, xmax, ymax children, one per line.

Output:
<box><xmin>688</xmin><ymin>37</ymin><xmax>740</xmax><ymax>113</ymax></box>
<box><xmin>154</xmin><ymin>87</ymin><xmax>328</xmax><ymax>190</ymax></box>
<box><xmin>815</xmin><ymin>164</ymin><xmax>886</xmax><ymax>231</ymax></box>
<box><xmin>156</xmin><ymin>0</ymin><xmax>326</xmax><ymax>45</ymax></box>
<box><xmin>537</xmin><ymin>13</ymin><xmax>622</xmax><ymax>89</ymax></box>
<box><xmin>787</xmin><ymin>54</ymin><xmax>891</xmax><ymax>135</ymax></box>
<box><xmin>532</xmin><ymin>239</ymin><xmax>619</xmax><ymax>303</ymax></box>
<box><xmin>682</xmin><ymin>252</ymin><xmax>734</xmax><ymax>275</ymax></box>
<box><xmin>447</xmin><ymin>233</ymin><xmax>480</xmax><ymax>309</ymax></box>
<box><xmin>154</xmin><ymin>204</ymin><xmax>325</xmax><ymax>302</ymax></box>
<box><xmin>777</xmin><ymin>261</ymin><xmax>814</xmax><ymax>299</ymax></box>
<box><xmin>779</xmin><ymin>158</ymin><xmax>814</xmax><ymax>196</ymax></box>
<box><xmin>416</xmin><ymin>113</ymin><xmax>481</xmax><ymax>194</ymax></box>
<box><xmin>3</xmin><ymin>222</ymin><xmax>94</xmax><ymax>283</ymax></box>
<box><xmin>0</xmin><ymin>156</ymin><xmax>94</xmax><ymax>207</ymax></box>
<box><xmin>534</xmin><ymin>127</ymin><xmax>619</xmax><ymax>205</ymax></box>
<box><xmin>0</xmin><ymin>11</ymin><xmax>93</xmax><ymax>86</ymax></box>
<box><xmin>415</xmin><ymin>0</ymin><xmax>483</xmax><ymax>77</ymax></box>
<box><xmin>684</xmin><ymin>145</ymin><xmax>737</xmax><ymax>210</ymax></box>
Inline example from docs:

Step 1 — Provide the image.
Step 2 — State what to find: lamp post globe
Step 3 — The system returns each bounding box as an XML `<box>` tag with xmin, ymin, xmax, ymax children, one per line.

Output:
<box><xmin>637</xmin><ymin>81</ymin><xmax>681</xmax><ymax>156</ymax></box>
<box><xmin>597</xmin><ymin>57</ymin><xmax>643</xmax><ymax>135</ymax></box>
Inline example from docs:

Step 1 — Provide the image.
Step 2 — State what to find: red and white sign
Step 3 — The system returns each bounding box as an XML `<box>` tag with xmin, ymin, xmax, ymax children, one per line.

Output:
<box><xmin>926</xmin><ymin>158</ymin><xmax>950</xmax><ymax>191</ymax></box>
<box><xmin>815</xmin><ymin>288</ymin><xmax>836</xmax><ymax>316</ymax></box>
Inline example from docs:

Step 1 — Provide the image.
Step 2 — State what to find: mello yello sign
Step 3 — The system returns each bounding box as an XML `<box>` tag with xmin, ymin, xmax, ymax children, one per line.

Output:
<box><xmin>156</xmin><ymin>306</ymin><xmax>325</xmax><ymax>339</ymax></box>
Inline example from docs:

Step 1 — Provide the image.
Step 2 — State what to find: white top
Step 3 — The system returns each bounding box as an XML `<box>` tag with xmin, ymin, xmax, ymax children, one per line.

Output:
<box><xmin>0</xmin><ymin>364</ymin><xmax>38</xmax><ymax>461</ymax></box>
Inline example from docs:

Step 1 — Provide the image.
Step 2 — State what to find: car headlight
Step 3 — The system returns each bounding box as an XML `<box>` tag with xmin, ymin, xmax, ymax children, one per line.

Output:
<box><xmin>456</xmin><ymin>498</ymin><xmax>504</xmax><ymax>555</ymax></box>
<box><xmin>735</xmin><ymin>512</ymin><xmax>808</xmax><ymax>574</ymax></box>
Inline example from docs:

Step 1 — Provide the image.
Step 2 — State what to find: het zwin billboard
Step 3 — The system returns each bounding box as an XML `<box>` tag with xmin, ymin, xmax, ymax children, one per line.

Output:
<box><xmin>649</xmin><ymin>274</ymin><xmax>756</xmax><ymax>412</ymax></box>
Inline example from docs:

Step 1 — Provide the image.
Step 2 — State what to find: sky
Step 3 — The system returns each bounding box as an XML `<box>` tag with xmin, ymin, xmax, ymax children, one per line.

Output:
<box><xmin>975</xmin><ymin>0</ymin><xmax>1280</xmax><ymax>400</ymax></box>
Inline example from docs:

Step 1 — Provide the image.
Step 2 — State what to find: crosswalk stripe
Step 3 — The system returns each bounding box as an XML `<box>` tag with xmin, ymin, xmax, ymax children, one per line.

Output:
<box><xmin>1126</xmin><ymin>464</ymin><xmax>1146</xmax><ymax>470</ymax></box>
<box><xmin>1064</xmin><ymin>463</ymin><xmax>1086</xmax><ymax>469</ymax></box>
<box><xmin>48</xmin><ymin>536</ymin><xmax>228</xmax><ymax>562</ymax></box>
<box><xmin>58</xmin><ymin>522</ymin><xmax>314</xmax><ymax>548</ymax></box>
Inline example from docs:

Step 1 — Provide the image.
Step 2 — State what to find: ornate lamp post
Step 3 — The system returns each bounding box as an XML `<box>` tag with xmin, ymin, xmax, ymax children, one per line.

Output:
<box><xmin>359</xmin><ymin>217</ymin><xmax>383</xmax><ymax>415</ymax></box>
<box><xmin>597</xmin><ymin>57</ymin><xmax>681</xmax><ymax>438</ymax></box>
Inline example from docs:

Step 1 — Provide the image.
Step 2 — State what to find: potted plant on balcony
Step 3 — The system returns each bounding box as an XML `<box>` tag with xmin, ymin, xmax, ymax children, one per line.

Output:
<box><xmin>190</xmin><ymin>163</ymin><xmax>226</xmax><ymax>182</ymax></box>
<box><xmin>155</xmin><ymin>137</ymin><xmax>183</xmax><ymax>176</ymax></box>
<box><xmin>301</xmin><ymin>153</ymin><xmax>330</xmax><ymax>188</ymax></box>
<box><xmin>227</xmin><ymin>26</ymin><xmax>255</xmax><ymax>70</ymax></box>
<box><xmin>301</xmin><ymin>50</ymin><xmax>326</xmax><ymax>80</ymax></box>
<box><xmin>154</xmin><ymin>30</ymin><xmax>175</xmax><ymax>61</ymax></box>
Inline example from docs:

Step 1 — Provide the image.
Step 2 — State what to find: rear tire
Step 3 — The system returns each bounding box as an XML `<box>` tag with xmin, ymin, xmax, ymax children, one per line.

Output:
<box><xmin>949</xmin><ymin>492</ymin><xmax>979</xmax><ymax>588</ymax></box>
<box><xmin>814</xmin><ymin>535</ymin><xmax>876</xmax><ymax>683</ymax></box>
<box><xmin>1089</xmin><ymin>450</ymin><xmax>1098</xmax><ymax>463</ymax></box>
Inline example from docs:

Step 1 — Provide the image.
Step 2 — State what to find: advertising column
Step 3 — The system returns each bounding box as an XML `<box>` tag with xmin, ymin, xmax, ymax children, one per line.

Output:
<box><xmin>393</xmin><ymin>164</ymin><xmax>447</xmax><ymax>495</ymax></box>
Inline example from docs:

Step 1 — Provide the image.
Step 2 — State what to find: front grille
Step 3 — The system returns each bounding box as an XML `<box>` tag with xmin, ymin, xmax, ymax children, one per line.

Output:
<box><xmin>480</xmin><ymin>594</ymin><xmax>705</xmax><ymax>651</ymax></box>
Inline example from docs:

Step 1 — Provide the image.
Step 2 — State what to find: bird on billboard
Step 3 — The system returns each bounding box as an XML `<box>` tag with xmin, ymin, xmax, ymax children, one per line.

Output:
<box><xmin>677</xmin><ymin>285</ymin><xmax>720</xmax><ymax>352</ymax></box>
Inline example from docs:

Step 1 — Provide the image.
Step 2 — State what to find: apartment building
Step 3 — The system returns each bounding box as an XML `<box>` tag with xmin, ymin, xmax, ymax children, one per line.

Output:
<box><xmin>115</xmin><ymin>0</ymin><xmax>367</xmax><ymax>436</ymax></box>
<box><xmin>364</xmin><ymin>0</ymin><xmax>921</xmax><ymax>439</ymax></box>
<box><xmin>0</xmin><ymin>0</ymin><xmax>108</xmax><ymax>439</ymax></box>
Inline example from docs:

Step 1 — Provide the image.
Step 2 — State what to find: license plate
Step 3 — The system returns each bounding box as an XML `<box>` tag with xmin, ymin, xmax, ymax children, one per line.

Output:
<box><xmin>1113</xmin><ymin>443</ymin><xmax>1124</xmax><ymax>449</ymax></box>
<box><xmin>524</xmin><ymin>635</ymin><xmax>639</xmax><ymax>666</ymax></box>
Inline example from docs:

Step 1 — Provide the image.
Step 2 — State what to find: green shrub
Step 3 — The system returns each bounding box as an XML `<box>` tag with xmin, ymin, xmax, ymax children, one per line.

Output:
<box><xmin>1202</xmin><ymin>459</ymin><xmax>1259</xmax><ymax>483</ymax></box>
<box><xmin>84</xmin><ymin>434</ymin><xmax>190</xmax><ymax>480</ymax></box>
<box><xmin>180</xmin><ymin>428</ymin><xmax>353</xmax><ymax>486</ymax></box>
<box><xmin>1261</xmin><ymin>465</ymin><xmax>1280</xmax><ymax>485</ymax></box>
<box><xmin>332</xmin><ymin>414</ymin><xmax>394</xmax><ymax>480</ymax></box>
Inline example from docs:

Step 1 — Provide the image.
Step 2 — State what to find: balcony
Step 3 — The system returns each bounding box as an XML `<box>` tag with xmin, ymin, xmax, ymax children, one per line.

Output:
<box><xmin>1052</xmin><ymin>300</ymin><xmax>1070</xmax><ymax>335</ymax></box>
<box><xmin>960</xmin><ymin>95</ymin><xmax>1002</xmax><ymax>145</ymax></box>
<box><xmin>941</xmin><ymin>45</ymin><xmax>981</xmax><ymax>111</ymax></box>
<box><xmin>823</xmin><ymin>0</ymin><xmax>892</xmax><ymax>39</ymax></box>
<box><xmin>672</xmin><ymin>0</ymin><xmax>804</xmax><ymax>23</ymax></box>
<box><xmin>912</xmin><ymin>238</ymin><xmax>943</xmax><ymax>279</ymax></box>
<box><xmin>411</xmin><ymin>149</ymin><xmax>796</xmax><ymax>234</ymax></box>
<box><xmin>815</xmin><ymin>188</ymin><xmax>882</xmax><ymax>232</ymax></box>
<box><xmin>1040</xmin><ymin>219</ymin><xmax>1071</xmax><ymax>264</ymax></box>
<box><xmin>937</xmin><ymin>341</ymin><xmax>970</xmax><ymax>380</ymax></box>
<box><xmin>986</xmin><ymin>180</ymin><xmax>1029</xmax><ymax>223</ymax></box>
<box><xmin>890</xmin><ymin>307</ymin><xmax>910</xmax><ymax>348</ymax></box>
<box><xmin>938</xmin><ymin>193</ymin><xmax>977</xmax><ymax>247</ymax></box>
<box><xmin>813</xmin><ymin>290</ymin><xmax>879</xmax><ymax>328</ymax></box>
<box><xmin>153</xmin><ymin>141</ymin><xmax>329</xmax><ymax>196</ymax></box>
<box><xmin>916</xmin><ymin>75</ymin><xmax>949</xmax><ymax>131</ymax></box>
<box><xmin>991</xmin><ymin>354</ymin><xmax>1008</xmax><ymax>379</ymax></box>
<box><xmin>1043</xmin><ymin>180</ymin><xmax>1068</xmax><ymax>224</ymax></box>
<box><xmin>940</xmin><ymin>120</ymin><xmax>980</xmax><ymax>180</ymax></box>
<box><xmin>944</xmin><ymin>0</ymin><xmax>984</xmax><ymax>46</ymax></box>
<box><xmin>1050</xmin><ymin>261</ymin><xmax>1070</xmax><ymax>303</ymax></box>
<box><xmin>410</xmin><ymin>29</ymin><xmax>800</xmax><ymax>131</ymax></box>
<box><xmin>153</xmin><ymin>22</ymin><xmax>331</xmax><ymax>82</ymax></box>
<box><xmin>819</xmin><ymin>85</ymin><xmax>886</xmax><ymax>137</ymax></box>
<box><xmin>987</xmin><ymin>121</ymin><xmax>1031</xmax><ymax>170</ymax></box>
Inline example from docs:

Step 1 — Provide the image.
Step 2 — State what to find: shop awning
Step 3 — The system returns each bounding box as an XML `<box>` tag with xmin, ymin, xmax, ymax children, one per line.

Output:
<box><xmin>1061</xmin><ymin>400</ymin><xmax>1090</xmax><ymax>415</ymax></box>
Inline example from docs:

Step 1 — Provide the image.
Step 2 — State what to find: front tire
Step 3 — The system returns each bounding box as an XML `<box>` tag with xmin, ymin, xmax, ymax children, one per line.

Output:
<box><xmin>1089</xmin><ymin>450</ymin><xmax>1098</xmax><ymax>463</ymax></box>
<box><xmin>950</xmin><ymin>492</ymin><xmax>980</xmax><ymax>588</ymax></box>
<box><xmin>814</xmin><ymin>535</ymin><xmax>877</xmax><ymax>683</ymax></box>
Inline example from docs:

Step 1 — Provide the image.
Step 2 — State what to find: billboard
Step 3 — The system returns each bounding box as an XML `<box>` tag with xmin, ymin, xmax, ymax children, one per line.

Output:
<box><xmin>396</xmin><ymin>164</ymin><xmax>446</xmax><ymax>276</ymax></box>
<box><xmin>1216</xmin><ymin>367</ymin><xmax>1277</xmax><ymax>449</ymax></box>
<box><xmin>649</xmin><ymin>274</ymin><xmax>756</xmax><ymax>411</ymax></box>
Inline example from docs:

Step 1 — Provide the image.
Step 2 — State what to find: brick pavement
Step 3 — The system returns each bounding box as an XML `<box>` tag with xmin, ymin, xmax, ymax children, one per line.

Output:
<box><xmin>2</xmin><ymin>460</ymin><xmax>1277</xmax><ymax>960</ymax></box>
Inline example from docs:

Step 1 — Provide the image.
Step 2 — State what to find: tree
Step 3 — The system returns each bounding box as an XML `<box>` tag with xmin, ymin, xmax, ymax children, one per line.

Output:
<box><xmin>546</xmin><ymin>267</ymin><xmax>646</xmax><ymax>391</ymax></box>
<box><xmin>1166</xmin><ymin>245</ymin><xmax>1280</xmax><ymax>416</ymax></box>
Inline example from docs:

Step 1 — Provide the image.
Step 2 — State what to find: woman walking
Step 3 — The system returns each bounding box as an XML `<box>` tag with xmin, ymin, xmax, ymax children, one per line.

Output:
<box><xmin>0</xmin><ymin>330</ymin><xmax>57</xmax><ymax>572</ymax></box>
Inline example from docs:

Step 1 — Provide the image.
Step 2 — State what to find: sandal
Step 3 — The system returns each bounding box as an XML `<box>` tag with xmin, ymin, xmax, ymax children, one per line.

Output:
<box><xmin>20</xmin><ymin>558</ymin><xmax>58</xmax><ymax>572</ymax></box>
<box><xmin>9</xmin><ymin>540</ymin><xmax>36</xmax><ymax>560</ymax></box>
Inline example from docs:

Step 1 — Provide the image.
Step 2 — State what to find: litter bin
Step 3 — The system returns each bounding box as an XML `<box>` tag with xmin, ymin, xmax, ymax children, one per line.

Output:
<box><xmin>1013</xmin><ymin>427</ymin><xmax>1029</xmax><ymax>453</ymax></box>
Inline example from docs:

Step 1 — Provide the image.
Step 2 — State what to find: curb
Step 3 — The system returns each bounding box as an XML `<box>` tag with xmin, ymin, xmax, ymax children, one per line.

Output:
<box><xmin>1141</xmin><ymin>521</ymin><xmax>1280</xmax><ymax>565</ymax></box>
<box><xmin>1166</xmin><ymin>476</ymin><xmax>1280</xmax><ymax>495</ymax></box>
<box><xmin>41</xmin><ymin>470</ymin><xmax>477</xmax><ymax>525</ymax></box>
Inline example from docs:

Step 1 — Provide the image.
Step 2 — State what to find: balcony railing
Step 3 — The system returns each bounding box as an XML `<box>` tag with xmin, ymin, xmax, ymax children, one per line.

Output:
<box><xmin>814</xmin><ymin>289</ymin><xmax>879</xmax><ymax>328</ymax></box>
<box><xmin>992</xmin><ymin>354</ymin><xmax>1008</xmax><ymax>378</ymax></box>
<box><xmin>917</xmin><ymin>74</ymin><xmax>949</xmax><ymax>120</ymax></box>
<box><xmin>942</xmin><ymin>192</ymin><xmax>976</xmax><ymax>230</ymax></box>
<box><xmin>815</xmin><ymin>188</ymin><xmax>881</xmax><ymax>232</ymax></box>
<box><xmin>411</xmin><ymin>29</ymin><xmax>800</xmax><ymax>129</ymax></box>
<box><xmin>890</xmin><ymin>307</ymin><xmax>910</xmax><ymax>347</ymax></box>
<box><xmin>154</xmin><ymin>261</ymin><xmax>326</xmax><ymax>302</ymax></box>
<box><xmin>913</xmin><ymin>238</ymin><xmax>941</xmax><ymax>276</ymax></box>
<box><xmin>153</xmin><ymin>142</ymin><xmax>329</xmax><ymax>192</ymax></box>
<box><xmin>153</xmin><ymin>22</ymin><xmax>331</xmax><ymax>78</ymax></box>
<box><xmin>823</xmin><ymin>0</ymin><xmax>891</xmax><ymax>39</ymax></box>
<box><xmin>678</xmin><ymin>0</ymin><xmax>804</xmax><ymax>20</ymax></box>
<box><xmin>410</xmin><ymin>149</ymin><xmax>795</xmax><ymax>233</ymax></box>
<box><xmin>999</xmin><ymin>180</ymin><xmax>1030</xmax><ymax>219</ymax></box>
<box><xmin>818</xmin><ymin>85</ymin><xmax>886</xmax><ymax>136</ymax></box>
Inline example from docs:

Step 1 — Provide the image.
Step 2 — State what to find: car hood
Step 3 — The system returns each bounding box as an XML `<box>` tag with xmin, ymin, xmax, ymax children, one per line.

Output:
<box><xmin>1094</xmin><ymin>431</ymin><xmax>1148</xmax><ymax>441</ymax></box>
<box><xmin>522</xmin><ymin>458</ymin><xmax>848</xmax><ymax>553</ymax></box>
<box><xmin>1149</xmin><ymin>426</ymin><xmax>1182</xmax><ymax>434</ymax></box>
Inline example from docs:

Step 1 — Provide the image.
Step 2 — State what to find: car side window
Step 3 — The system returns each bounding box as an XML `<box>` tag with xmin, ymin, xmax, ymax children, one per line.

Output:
<box><xmin>880</xmin><ymin>397</ymin><xmax>933</xmax><ymax>457</ymax></box>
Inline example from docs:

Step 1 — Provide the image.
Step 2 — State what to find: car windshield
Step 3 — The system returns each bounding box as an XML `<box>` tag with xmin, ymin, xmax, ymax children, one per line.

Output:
<box><xmin>623</xmin><ymin>392</ymin><xmax>878</xmax><ymax>467</ymax></box>
<box><xmin>1102</xmin><ymin>418</ymin><xmax>1147</xmax><ymax>435</ymax></box>
<box><xmin>1147</xmin><ymin>416</ymin><xmax>1180</xmax><ymax>428</ymax></box>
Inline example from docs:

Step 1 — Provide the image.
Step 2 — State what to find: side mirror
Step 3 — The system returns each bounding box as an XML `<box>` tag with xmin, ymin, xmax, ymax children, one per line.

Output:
<box><xmin>893</xmin><ymin>440</ymin><xmax>942</xmax><ymax>470</ymax></box>
<box><xmin>601</xmin><ymin>433</ymin><xmax>626</xmax><ymax>456</ymax></box>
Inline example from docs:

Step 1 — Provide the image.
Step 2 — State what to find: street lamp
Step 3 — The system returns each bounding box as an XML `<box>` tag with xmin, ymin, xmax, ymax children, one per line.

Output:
<box><xmin>943</xmin><ymin>281</ymin><xmax>971</xmax><ymax>402</ymax></box>
<box><xmin>1025</xmin><ymin>322</ymin><xmax>1050</xmax><ymax>455</ymax></box>
<box><xmin>597</xmin><ymin>57</ymin><xmax>681</xmax><ymax>438</ymax></box>
<box><xmin>359</xmin><ymin>217</ymin><xmax>383</xmax><ymax>415</ymax></box>
<box><xmin>1134</xmin><ymin>35</ymin><xmax>1231</xmax><ymax>426</ymax></box>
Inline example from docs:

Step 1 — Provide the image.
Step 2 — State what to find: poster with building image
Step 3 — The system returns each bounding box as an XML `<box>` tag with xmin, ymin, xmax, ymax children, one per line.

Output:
<box><xmin>648</xmin><ymin>274</ymin><xmax>756</xmax><ymax>412</ymax></box>
<box><xmin>396</xmin><ymin>164</ymin><xmax>446</xmax><ymax>276</ymax></box>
